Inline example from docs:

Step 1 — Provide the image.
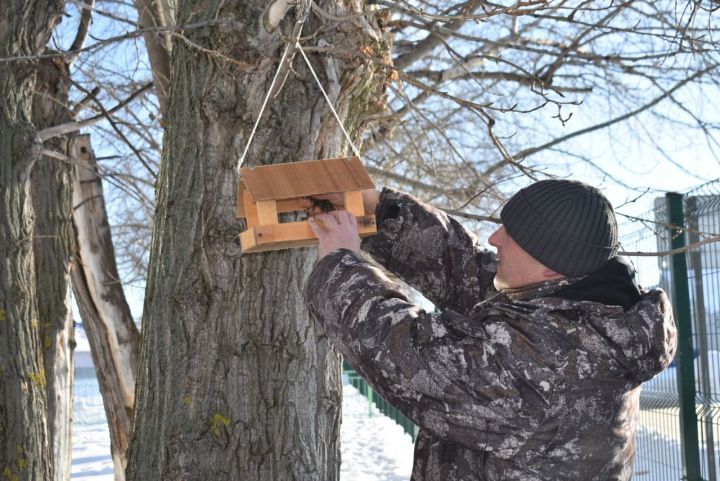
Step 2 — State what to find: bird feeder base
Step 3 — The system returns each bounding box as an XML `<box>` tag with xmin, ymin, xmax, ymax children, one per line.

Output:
<box><xmin>240</xmin><ymin>216</ymin><xmax>377</xmax><ymax>253</ymax></box>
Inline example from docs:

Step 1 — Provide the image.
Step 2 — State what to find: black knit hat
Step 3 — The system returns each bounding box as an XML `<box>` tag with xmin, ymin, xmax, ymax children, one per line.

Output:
<box><xmin>500</xmin><ymin>179</ymin><xmax>619</xmax><ymax>277</ymax></box>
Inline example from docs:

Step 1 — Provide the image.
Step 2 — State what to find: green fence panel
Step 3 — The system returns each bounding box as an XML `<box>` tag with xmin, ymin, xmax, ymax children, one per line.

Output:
<box><xmin>343</xmin><ymin>364</ymin><xmax>418</xmax><ymax>442</ymax></box>
<box><xmin>624</xmin><ymin>180</ymin><xmax>720</xmax><ymax>481</ymax></box>
<box><xmin>683</xmin><ymin>181</ymin><xmax>720</xmax><ymax>481</ymax></box>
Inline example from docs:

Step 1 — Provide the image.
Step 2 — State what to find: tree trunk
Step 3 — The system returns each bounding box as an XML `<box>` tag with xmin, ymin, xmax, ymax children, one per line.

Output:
<box><xmin>127</xmin><ymin>1</ymin><xmax>391</xmax><ymax>479</ymax></box>
<box><xmin>70</xmin><ymin>135</ymin><xmax>141</xmax><ymax>481</ymax></box>
<box><xmin>0</xmin><ymin>1</ymin><xmax>66</xmax><ymax>479</ymax></box>
<box><xmin>31</xmin><ymin>56</ymin><xmax>76</xmax><ymax>481</ymax></box>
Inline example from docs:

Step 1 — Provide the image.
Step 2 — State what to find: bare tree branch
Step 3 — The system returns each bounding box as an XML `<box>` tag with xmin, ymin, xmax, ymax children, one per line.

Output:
<box><xmin>408</xmin><ymin>68</ymin><xmax>593</xmax><ymax>93</ymax></box>
<box><xmin>620</xmin><ymin>235</ymin><xmax>720</xmax><ymax>257</ymax></box>
<box><xmin>0</xmin><ymin>20</ymin><xmax>231</xmax><ymax>64</ymax></box>
<box><xmin>68</xmin><ymin>0</ymin><xmax>95</xmax><ymax>65</ymax></box>
<box><xmin>439</xmin><ymin>208</ymin><xmax>501</xmax><ymax>223</ymax></box>
<box><xmin>393</xmin><ymin>0</ymin><xmax>481</xmax><ymax>71</ymax></box>
<box><xmin>512</xmin><ymin>64</ymin><xmax>719</xmax><ymax>162</ymax></box>
<box><xmin>38</xmin><ymin>82</ymin><xmax>153</xmax><ymax>141</ymax></box>
<box><xmin>133</xmin><ymin>0</ymin><xmax>172</xmax><ymax>117</ymax></box>
<box><xmin>72</xmin><ymin>86</ymin><xmax>101</xmax><ymax>115</ymax></box>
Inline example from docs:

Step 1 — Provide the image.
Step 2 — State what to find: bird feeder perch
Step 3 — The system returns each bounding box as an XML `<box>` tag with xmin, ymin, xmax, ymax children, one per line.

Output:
<box><xmin>237</xmin><ymin>156</ymin><xmax>377</xmax><ymax>253</ymax></box>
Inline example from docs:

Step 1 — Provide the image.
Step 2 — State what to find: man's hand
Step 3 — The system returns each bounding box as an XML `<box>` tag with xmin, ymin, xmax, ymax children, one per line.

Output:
<box><xmin>308</xmin><ymin>210</ymin><xmax>361</xmax><ymax>259</ymax></box>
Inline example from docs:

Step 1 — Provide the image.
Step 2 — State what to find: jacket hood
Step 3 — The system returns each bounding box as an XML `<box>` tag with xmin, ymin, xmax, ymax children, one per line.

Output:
<box><xmin>580</xmin><ymin>288</ymin><xmax>677</xmax><ymax>383</ymax></box>
<box><xmin>549</xmin><ymin>257</ymin><xmax>677</xmax><ymax>382</ymax></box>
<box><xmin>487</xmin><ymin>259</ymin><xmax>677</xmax><ymax>384</ymax></box>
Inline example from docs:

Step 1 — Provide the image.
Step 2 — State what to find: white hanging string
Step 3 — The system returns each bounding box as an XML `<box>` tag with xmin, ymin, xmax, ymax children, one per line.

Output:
<box><xmin>295</xmin><ymin>41</ymin><xmax>362</xmax><ymax>159</ymax></box>
<box><xmin>237</xmin><ymin>36</ymin><xmax>363</xmax><ymax>172</ymax></box>
<box><xmin>237</xmin><ymin>40</ymin><xmax>294</xmax><ymax>171</ymax></box>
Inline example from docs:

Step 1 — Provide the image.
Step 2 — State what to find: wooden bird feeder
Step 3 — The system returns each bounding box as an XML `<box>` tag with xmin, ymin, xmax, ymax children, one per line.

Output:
<box><xmin>237</xmin><ymin>156</ymin><xmax>377</xmax><ymax>253</ymax></box>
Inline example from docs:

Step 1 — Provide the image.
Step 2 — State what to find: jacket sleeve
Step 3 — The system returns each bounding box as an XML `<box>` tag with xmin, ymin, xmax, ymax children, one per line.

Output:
<box><xmin>361</xmin><ymin>188</ymin><xmax>497</xmax><ymax>314</ymax></box>
<box><xmin>305</xmin><ymin>250</ymin><xmax>557</xmax><ymax>459</ymax></box>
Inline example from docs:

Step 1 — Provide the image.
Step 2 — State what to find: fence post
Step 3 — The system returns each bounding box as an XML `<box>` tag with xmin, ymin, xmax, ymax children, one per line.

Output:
<box><xmin>666</xmin><ymin>192</ymin><xmax>703</xmax><ymax>481</ymax></box>
<box><xmin>367</xmin><ymin>385</ymin><xmax>374</xmax><ymax>417</ymax></box>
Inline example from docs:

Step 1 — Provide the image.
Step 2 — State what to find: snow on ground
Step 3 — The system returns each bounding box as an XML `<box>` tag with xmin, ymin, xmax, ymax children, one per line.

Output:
<box><xmin>72</xmin><ymin>377</ymin><xmax>113</xmax><ymax>480</ymax></box>
<box><xmin>71</xmin><ymin>374</ymin><xmax>414</xmax><ymax>480</ymax></box>
<box><xmin>339</xmin><ymin>378</ymin><xmax>415</xmax><ymax>481</ymax></box>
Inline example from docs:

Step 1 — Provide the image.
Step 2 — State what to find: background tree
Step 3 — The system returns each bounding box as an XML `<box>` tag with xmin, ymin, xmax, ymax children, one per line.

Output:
<box><xmin>125</xmin><ymin>0</ymin><xmax>391</xmax><ymax>479</ymax></box>
<box><xmin>0</xmin><ymin>1</ymin><xmax>71</xmax><ymax>479</ymax></box>
<box><xmin>71</xmin><ymin>133</ymin><xmax>140</xmax><ymax>480</ymax></box>
<box><xmin>31</xmin><ymin>57</ymin><xmax>76</xmax><ymax>481</ymax></box>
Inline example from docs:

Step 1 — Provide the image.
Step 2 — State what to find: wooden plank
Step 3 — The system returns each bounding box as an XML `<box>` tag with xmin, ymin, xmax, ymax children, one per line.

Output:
<box><xmin>343</xmin><ymin>190</ymin><xmax>365</xmax><ymax>217</ymax></box>
<box><xmin>239</xmin><ymin>228</ymin><xmax>260</xmax><ymax>251</ymax></box>
<box><xmin>240</xmin><ymin>216</ymin><xmax>377</xmax><ymax>253</ymax></box>
<box><xmin>238</xmin><ymin>191</ymin><xmax>307</xmax><ymax>218</ymax></box>
<box><xmin>240</xmin><ymin>157</ymin><xmax>374</xmax><ymax>201</ymax></box>
<box><xmin>256</xmin><ymin>200</ymin><xmax>278</xmax><ymax>225</ymax></box>
<box><xmin>243</xmin><ymin>189</ymin><xmax>259</xmax><ymax>228</ymax></box>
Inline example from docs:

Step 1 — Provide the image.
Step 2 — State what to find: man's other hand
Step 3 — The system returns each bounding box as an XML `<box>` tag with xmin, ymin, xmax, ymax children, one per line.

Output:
<box><xmin>308</xmin><ymin>210</ymin><xmax>361</xmax><ymax>259</ymax></box>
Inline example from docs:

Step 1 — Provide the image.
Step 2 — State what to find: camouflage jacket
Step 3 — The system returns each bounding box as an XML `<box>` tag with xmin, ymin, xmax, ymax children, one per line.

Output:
<box><xmin>304</xmin><ymin>188</ymin><xmax>677</xmax><ymax>481</ymax></box>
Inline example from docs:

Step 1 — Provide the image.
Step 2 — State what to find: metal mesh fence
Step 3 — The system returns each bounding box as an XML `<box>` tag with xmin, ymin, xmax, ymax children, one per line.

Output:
<box><xmin>624</xmin><ymin>179</ymin><xmax>720</xmax><ymax>481</ymax></box>
<box><xmin>621</xmin><ymin>201</ymin><xmax>684</xmax><ymax>480</ymax></box>
<box><xmin>685</xmin><ymin>180</ymin><xmax>720</xmax><ymax>481</ymax></box>
<box><xmin>74</xmin><ymin>367</ymin><xmax>108</xmax><ymax>425</ymax></box>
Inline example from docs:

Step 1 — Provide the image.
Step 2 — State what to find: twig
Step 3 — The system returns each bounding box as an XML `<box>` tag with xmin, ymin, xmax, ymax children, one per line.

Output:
<box><xmin>619</xmin><ymin>236</ymin><xmax>720</xmax><ymax>257</ymax></box>
<box><xmin>0</xmin><ymin>20</ymin><xmax>234</xmax><ymax>64</ymax></box>
<box><xmin>38</xmin><ymin>82</ymin><xmax>152</xmax><ymax>141</ymax></box>
<box><xmin>72</xmin><ymin>86</ymin><xmax>102</xmax><ymax>116</ymax></box>
<box><xmin>440</xmin><ymin>208</ymin><xmax>501</xmax><ymax>224</ymax></box>
<box><xmin>66</xmin><ymin>80</ymin><xmax>158</xmax><ymax>181</ymax></box>
<box><xmin>67</xmin><ymin>0</ymin><xmax>136</xmax><ymax>27</ymax></box>
<box><xmin>375</xmin><ymin>0</ymin><xmax>549</xmax><ymax>24</ymax></box>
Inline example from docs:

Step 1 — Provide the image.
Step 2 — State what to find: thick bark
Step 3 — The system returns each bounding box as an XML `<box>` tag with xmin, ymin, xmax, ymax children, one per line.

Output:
<box><xmin>0</xmin><ymin>1</ymin><xmax>66</xmax><ymax>480</ymax></box>
<box><xmin>31</xmin><ymin>57</ymin><xmax>76</xmax><ymax>481</ymax></box>
<box><xmin>70</xmin><ymin>135</ymin><xmax>140</xmax><ymax>481</ymax></box>
<box><xmin>127</xmin><ymin>1</ymin><xmax>391</xmax><ymax>479</ymax></box>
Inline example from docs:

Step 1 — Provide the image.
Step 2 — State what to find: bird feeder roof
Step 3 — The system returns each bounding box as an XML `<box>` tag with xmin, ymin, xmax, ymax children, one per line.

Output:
<box><xmin>240</xmin><ymin>156</ymin><xmax>375</xmax><ymax>201</ymax></box>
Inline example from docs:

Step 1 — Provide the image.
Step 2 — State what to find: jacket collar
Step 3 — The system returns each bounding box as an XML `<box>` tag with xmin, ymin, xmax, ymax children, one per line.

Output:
<box><xmin>499</xmin><ymin>277</ymin><xmax>582</xmax><ymax>302</ymax></box>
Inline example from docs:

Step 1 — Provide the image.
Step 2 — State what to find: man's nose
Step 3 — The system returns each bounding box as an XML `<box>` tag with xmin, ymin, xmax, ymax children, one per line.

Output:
<box><xmin>488</xmin><ymin>226</ymin><xmax>503</xmax><ymax>247</ymax></box>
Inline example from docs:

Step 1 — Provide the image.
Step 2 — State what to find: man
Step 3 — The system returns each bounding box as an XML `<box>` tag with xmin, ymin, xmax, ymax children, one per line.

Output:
<box><xmin>303</xmin><ymin>180</ymin><xmax>677</xmax><ymax>481</ymax></box>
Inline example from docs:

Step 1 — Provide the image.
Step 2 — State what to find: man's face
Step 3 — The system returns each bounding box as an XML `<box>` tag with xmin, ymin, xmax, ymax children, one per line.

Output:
<box><xmin>488</xmin><ymin>225</ymin><xmax>562</xmax><ymax>290</ymax></box>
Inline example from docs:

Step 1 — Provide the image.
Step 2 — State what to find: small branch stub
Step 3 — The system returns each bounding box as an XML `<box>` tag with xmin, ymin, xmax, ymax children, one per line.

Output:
<box><xmin>264</xmin><ymin>0</ymin><xmax>292</xmax><ymax>32</ymax></box>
